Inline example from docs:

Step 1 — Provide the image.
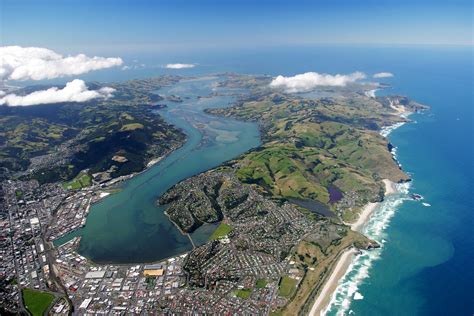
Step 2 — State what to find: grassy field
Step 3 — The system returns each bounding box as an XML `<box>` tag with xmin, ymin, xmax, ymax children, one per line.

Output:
<box><xmin>209</xmin><ymin>223</ymin><xmax>232</xmax><ymax>240</ymax></box>
<box><xmin>256</xmin><ymin>279</ymin><xmax>268</xmax><ymax>288</ymax></box>
<box><xmin>15</xmin><ymin>190</ymin><xmax>23</xmax><ymax>200</ymax></box>
<box><xmin>63</xmin><ymin>171</ymin><xmax>92</xmax><ymax>190</ymax></box>
<box><xmin>235</xmin><ymin>288</ymin><xmax>252</xmax><ymax>299</ymax></box>
<box><xmin>209</xmin><ymin>93</ymin><xmax>410</xmax><ymax>220</ymax></box>
<box><xmin>279</xmin><ymin>276</ymin><xmax>298</xmax><ymax>298</ymax></box>
<box><xmin>22</xmin><ymin>288</ymin><xmax>55</xmax><ymax>316</ymax></box>
<box><xmin>120</xmin><ymin>122</ymin><xmax>144</xmax><ymax>131</ymax></box>
<box><xmin>236</xmin><ymin>144</ymin><xmax>330</xmax><ymax>202</ymax></box>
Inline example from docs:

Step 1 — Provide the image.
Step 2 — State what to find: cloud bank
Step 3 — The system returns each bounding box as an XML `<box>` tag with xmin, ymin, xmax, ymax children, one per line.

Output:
<box><xmin>270</xmin><ymin>71</ymin><xmax>366</xmax><ymax>93</ymax></box>
<box><xmin>0</xmin><ymin>79</ymin><xmax>115</xmax><ymax>106</ymax></box>
<box><xmin>121</xmin><ymin>64</ymin><xmax>145</xmax><ymax>71</ymax></box>
<box><xmin>0</xmin><ymin>46</ymin><xmax>123</xmax><ymax>81</ymax></box>
<box><xmin>373</xmin><ymin>72</ymin><xmax>394</xmax><ymax>78</ymax></box>
<box><xmin>165</xmin><ymin>63</ymin><xmax>195</xmax><ymax>69</ymax></box>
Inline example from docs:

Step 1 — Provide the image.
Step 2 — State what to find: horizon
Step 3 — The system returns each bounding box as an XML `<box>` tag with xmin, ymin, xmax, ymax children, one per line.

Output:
<box><xmin>2</xmin><ymin>0</ymin><xmax>473</xmax><ymax>56</ymax></box>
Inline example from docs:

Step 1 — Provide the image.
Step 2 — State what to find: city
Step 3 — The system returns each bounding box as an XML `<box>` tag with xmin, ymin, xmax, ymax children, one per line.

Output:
<box><xmin>0</xmin><ymin>173</ymin><xmax>318</xmax><ymax>314</ymax></box>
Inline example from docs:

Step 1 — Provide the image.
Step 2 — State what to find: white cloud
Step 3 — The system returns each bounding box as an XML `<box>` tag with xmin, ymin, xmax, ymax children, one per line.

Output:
<box><xmin>165</xmin><ymin>63</ymin><xmax>195</xmax><ymax>69</ymax></box>
<box><xmin>373</xmin><ymin>72</ymin><xmax>394</xmax><ymax>78</ymax></box>
<box><xmin>0</xmin><ymin>79</ymin><xmax>115</xmax><ymax>106</ymax></box>
<box><xmin>0</xmin><ymin>46</ymin><xmax>123</xmax><ymax>81</ymax></box>
<box><xmin>269</xmin><ymin>71</ymin><xmax>366</xmax><ymax>93</ymax></box>
<box><xmin>121</xmin><ymin>63</ymin><xmax>146</xmax><ymax>71</ymax></box>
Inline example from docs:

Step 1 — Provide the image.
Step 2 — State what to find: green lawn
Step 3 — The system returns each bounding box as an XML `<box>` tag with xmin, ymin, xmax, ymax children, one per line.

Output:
<box><xmin>63</xmin><ymin>171</ymin><xmax>92</xmax><ymax>190</ymax></box>
<box><xmin>22</xmin><ymin>288</ymin><xmax>55</xmax><ymax>316</ymax></box>
<box><xmin>15</xmin><ymin>190</ymin><xmax>23</xmax><ymax>200</ymax></box>
<box><xmin>209</xmin><ymin>223</ymin><xmax>232</xmax><ymax>241</ymax></box>
<box><xmin>278</xmin><ymin>276</ymin><xmax>297</xmax><ymax>298</ymax></box>
<box><xmin>256</xmin><ymin>278</ymin><xmax>268</xmax><ymax>288</ymax></box>
<box><xmin>235</xmin><ymin>288</ymin><xmax>252</xmax><ymax>299</ymax></box>
<box><xmin>120</xmin><ymin>122</ymin><xmax>144</xmax><ymax>131</ymax></box>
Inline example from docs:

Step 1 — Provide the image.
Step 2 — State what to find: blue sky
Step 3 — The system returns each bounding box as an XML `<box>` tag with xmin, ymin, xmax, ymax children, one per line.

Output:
<box><xmin>1</xmin><ymin>0</ymin><xmax>472</xmax><ymax>54</ymax></box>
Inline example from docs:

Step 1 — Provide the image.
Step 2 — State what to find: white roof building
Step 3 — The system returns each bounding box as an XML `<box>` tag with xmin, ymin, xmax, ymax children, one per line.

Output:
<box><xmin>79</xmin><ymin>298</ymin><xmax>92</xmax><ymax>309</ymax></box>
<box><xmin>85</xmin><ymin>271</ymin><xmax>106</xmax><ymax>279</ymax></box>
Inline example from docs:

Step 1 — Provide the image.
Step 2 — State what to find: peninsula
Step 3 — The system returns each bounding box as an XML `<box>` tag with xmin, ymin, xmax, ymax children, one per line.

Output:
<box><xmin>0</xmin><ymin>74</ymin><xmax>427</xmax><ymax>315</ymax></box>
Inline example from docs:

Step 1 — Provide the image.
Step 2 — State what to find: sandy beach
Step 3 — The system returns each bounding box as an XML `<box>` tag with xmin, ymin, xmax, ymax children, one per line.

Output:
<box><xmin>146</xmin><ymin>155</ymin><xmax>164</xmax><ymax>168</ymax></box>
<box><xmin>309</xmin><ymin>179</ymin><xmax>398</xmax><ymax>314</ymax></box>
<box><xmin>351</xmin><ymin>202</ymin><xmax>379</xmax><ymax>232</ymax></box>
<box><xmin>351</xmin><ymin>179</ymin><xmax>397</xmax><ymax>232</ymax></box>
<box><xmin>309</xmin><ymin>248</ymin><xmax>357</xmax><ymax>316</ymax></box>
<box><xmin>383</xmin><ymin>179</ymin><xmax>397</xmax><ymax>195</ymax></box>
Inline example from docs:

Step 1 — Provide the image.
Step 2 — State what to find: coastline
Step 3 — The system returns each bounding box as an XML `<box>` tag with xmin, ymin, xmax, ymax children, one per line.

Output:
<box><xmin>350</xmin><ymin>202</ymin><xmax>379</xmax><ymax>232</ymax></box>
<box><xmin>310</xmin><ymin>103</ymin><xmax>421</xmax><ymax>315</ymax></box>
<box><xmin>90</xmin><ymin>140</ymin><xmax>185</xmax><ymax>200</ymax></box>
<box><xmin>309</xmin><ymin>248</ymin><xmax>357</xmax><ymax>316</ymax></box>
<box><xmin>351</xmin><ymin>179</ymin><xmax>397</xmax><ymax>232</ymax></box>
<box><xmin>310</xmin><ymin>179</ymin><xmax>397</xmax><ymax>315</ymax></box>
<box><xmin>307</xmin><ymin>102</ymin><xmax>421</xmax><ymax>315</ymax></box>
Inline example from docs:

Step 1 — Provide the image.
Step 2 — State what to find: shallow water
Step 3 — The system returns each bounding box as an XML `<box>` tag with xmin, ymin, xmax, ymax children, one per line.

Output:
<box><xmin>59</xmin><ymin>77</ymin><xmax>260</xmax><ymax>264</ymax></box>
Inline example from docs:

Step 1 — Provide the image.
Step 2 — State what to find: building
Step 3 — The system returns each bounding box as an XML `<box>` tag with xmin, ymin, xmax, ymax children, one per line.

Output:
<box><xmin>144</xmin><ymin>264</ymin><xmax>162</xmax><ymax>270</ymax></box>
<box><xmin>143</xmin><ymin>269</ymin><xmax>164</xmax><ymax>277</ymax></box>
<box><xmin>79</xmin><ymin>298</ymin><xmax>92</xmax><ymax>309</ymax></box>
<box><xmin>85</xmin><ymin>271</ymin><xmax>106</xmax><ymax>279</ymax></box>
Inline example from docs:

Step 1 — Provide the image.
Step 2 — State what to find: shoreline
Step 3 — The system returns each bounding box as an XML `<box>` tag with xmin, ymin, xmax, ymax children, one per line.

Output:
<box><xmin>351</xmin><ymin>179</ymin><xmax>397</xmax><ymax>232</ymax></box>
<box><xmin>309</xmin><ymin>248</ymin><xmax>357</xmax><ymax>316</ymax></box>
<box><xmin>302</xmin><ymin>97</ymin><xmax>417</xmax><ymax>315</ymax></box>
<box><xmin>310</xmin><ymin>179</ymin><xmax>398</xmax><ymax>315</ymax></box>
<box><xmin>350</xmin><ymin>202</ymin><xmax>379</xmax><ymax>232</ymax></box>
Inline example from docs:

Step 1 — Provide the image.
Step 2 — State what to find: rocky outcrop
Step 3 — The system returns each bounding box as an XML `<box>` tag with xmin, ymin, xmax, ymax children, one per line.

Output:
<box><xmin>377</xmin><ymin>95</ymin><xmax>429</xmax><ymax>113</ymax></box>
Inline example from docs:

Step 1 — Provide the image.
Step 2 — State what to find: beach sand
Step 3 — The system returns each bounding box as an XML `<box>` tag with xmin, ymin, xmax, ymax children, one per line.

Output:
<box><xmin>352</xmin><ymin>179</ymin><xmax>397</xmax><ymax>232</ymax></box>
<box><xmin>383</xmin><ymin>179</ymin><xmax>397</xmax><ymax>195</ymax></box>
<box><xmin>350</xmin><ymin>202</ymin><xmax>379</xmax><ymax>232</ymax></box>
<box><xmin>309</xmin><ymin>179</ymin><xmax>398</xmax><ymax>314</ymax></box>
<box><xmin>146</xmin><ymin>155</ymin><xmax>164</xmax><ymax>168</ymax></box>
<box><xmin>309</xmin><ymin>248</ymin><xmax>357</xmax><ymax>316</ymax></box>
<box><xmin>99</xmin><ymin>192</ymin><xmax>110</xmax><ymax>198</ymax></box>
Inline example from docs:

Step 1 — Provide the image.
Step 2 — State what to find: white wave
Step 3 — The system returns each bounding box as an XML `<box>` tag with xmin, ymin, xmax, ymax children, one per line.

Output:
<box><xmin>380</xmin><ymin>110</ymin><xmax>412</xmax><ymax>138</ymax></box>
<box><xmin>364</xmin><ymin>89</ymin><xmax>378</xmax><ymax>98</ymax></box>
<box><xmin>422</xmin><ymin>202</ymin><xmax>431</xmax><ymax>207</ymax></box>
<box><xmin>323</xmin><ymin>182</ymin><xmax>411</xmax><ymax>316</ymax></box>
<box><xmin>391</xmin><ymin>147</ymin><xmax>399</xmax><ymax>163</ymax></box>
<box><xmin>323</xmin><ymin>114</ymin><xmax>414</xmax><ymax>315</ymax></box>
<box><xmin>353</xmin><ymin>292</ymin><xmax>364</xmax><ymax>300</ymax></box>
<box><xmin>380</xmin><ymin>122</ymin><xmax>405</xmax><ymax>138</ymax></box>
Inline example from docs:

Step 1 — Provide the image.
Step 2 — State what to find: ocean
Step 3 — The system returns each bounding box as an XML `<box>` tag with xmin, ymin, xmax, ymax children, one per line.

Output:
<box><xmin>67</xmin><ymin>44</ymin><xmax>474</xmax><ymax>314</ymax></box>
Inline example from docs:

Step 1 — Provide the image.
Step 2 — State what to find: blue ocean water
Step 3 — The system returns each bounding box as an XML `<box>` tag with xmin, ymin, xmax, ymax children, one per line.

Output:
<box><xmin>73</xmin><ymin>45</ymin><xmax>473</xmax><ymax>314</ymax></box>
<box><xmin>345</xmin><ymin>47</ymin><xmax>474</xmax><ymax>316</ymax></box>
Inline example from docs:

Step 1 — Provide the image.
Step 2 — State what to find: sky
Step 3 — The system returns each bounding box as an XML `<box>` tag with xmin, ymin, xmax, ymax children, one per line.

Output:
<box><xmin>1</xmin><ymin>0</ymin><xmax>473</xmax><ymax>55</ymax></box>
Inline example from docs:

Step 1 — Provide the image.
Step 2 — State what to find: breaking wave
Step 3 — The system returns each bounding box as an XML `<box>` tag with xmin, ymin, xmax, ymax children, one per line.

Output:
<box><xmin>323</xmin><ymin>121</ymin><xmax>411</xmax><ymax>316</ymax></box>
<box><xmin>364</xmin><ymin>89</ymin><xmax>378</xmax><ymax>98</ymax></box>
<box><xmin>323</xmin><ymin>182</ymin><xmax>411</xmax><ymax>315</ymax></box>
<box><xmin>380</xmin><ymin>122</ymin><xmax>405</xmax><ymax>138</ymax></box>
